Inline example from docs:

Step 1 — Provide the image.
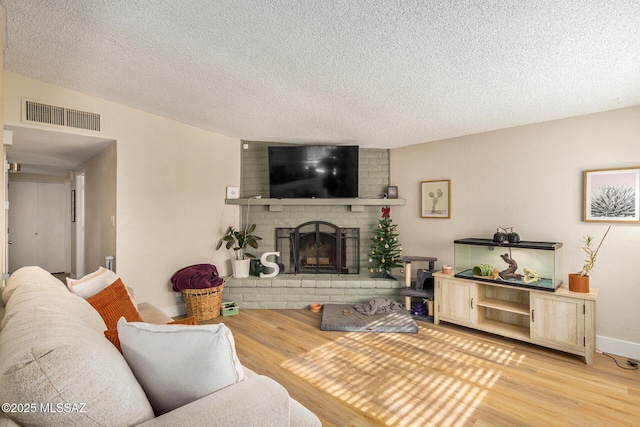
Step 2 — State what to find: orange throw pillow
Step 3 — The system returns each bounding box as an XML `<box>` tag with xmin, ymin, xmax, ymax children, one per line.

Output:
<box><xmin>104</xmin><ymin>329</ymin><xmax>122</xmax><ymax>352</ymax></box>
<box><xmin>87</xmin><ymin>278</ymin><xmax>143</xmax><ymax>330</ymax></box>
<box><xmin>168</xmin><ymin>316</ymin><xmax>198</xmax><ymax>326</ymax></box>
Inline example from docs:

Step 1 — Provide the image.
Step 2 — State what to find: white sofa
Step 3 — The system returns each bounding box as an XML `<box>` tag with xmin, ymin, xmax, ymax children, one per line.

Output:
<box><xmin>0</xmin><ymin>266</ymin><xmax>320</xmax><ymax>427</ymax></box>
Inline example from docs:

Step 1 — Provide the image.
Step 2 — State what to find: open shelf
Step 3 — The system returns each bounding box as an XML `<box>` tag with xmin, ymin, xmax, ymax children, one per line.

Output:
<box><xmin>476</xmin><ymin>298</ymin><xmax>529</xmax><ymax>315</ymax></box>
<box><xmin>477</xmin><ymin>319</ymin><xmax>530</xmax><ymax>340</ymax></box>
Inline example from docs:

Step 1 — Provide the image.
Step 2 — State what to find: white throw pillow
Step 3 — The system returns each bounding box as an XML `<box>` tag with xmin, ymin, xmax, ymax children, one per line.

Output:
<box><xmin>66</xmin><ymin>267</ymin><xmax>118</xmax><ymax>299</ymax></box>
<box><xmin>117</xmin><ymin>318</ymin><xmax>247</xmax><ymax>415</ymax></box>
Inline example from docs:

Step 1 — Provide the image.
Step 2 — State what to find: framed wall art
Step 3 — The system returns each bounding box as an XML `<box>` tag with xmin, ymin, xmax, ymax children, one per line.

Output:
<box><xmin>421</xmin><ymin>180</ymin><xmax>450</xmax><ymax>218</ymax></box>
<box><xmin>584</xmin><ymin>166</ymin><xmax>640</xmax><ymax>223</ymax></box>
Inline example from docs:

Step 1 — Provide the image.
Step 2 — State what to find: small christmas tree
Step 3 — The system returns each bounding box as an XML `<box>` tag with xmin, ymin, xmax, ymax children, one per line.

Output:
<box><xmin>369</xmin><ymin>206</ymin><xmax>402</xmax><ymax>279</ymax></box>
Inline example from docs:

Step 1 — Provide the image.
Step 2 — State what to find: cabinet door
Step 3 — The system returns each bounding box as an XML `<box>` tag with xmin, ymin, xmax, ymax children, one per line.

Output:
<box><xmin>437</xmin><ymin>278</ymin><xmax>476</xmax><ymax>325</ymax></box>
<box><xmin>530</xmin><ymin>293</ymin><xmax>585</xmax><ymax>352</ymax></box>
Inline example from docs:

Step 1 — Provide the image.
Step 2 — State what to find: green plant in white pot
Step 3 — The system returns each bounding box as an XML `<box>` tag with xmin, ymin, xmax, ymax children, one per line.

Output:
<box><xmin>216</xmin><ymin>224</ymin><xmax>261</xmax><ymax>278</ymax></box>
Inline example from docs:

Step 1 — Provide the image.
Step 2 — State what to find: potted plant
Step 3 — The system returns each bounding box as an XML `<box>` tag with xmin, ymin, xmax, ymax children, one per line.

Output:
<box><xmin>568</xmin><ymin>226</ymin><xmax>610</xmax><ymax>293</ymax></box>
<box><xmin>216</xmin><ymin>224</ymin><xmax>261</xmax><ymax>278</ymax></box>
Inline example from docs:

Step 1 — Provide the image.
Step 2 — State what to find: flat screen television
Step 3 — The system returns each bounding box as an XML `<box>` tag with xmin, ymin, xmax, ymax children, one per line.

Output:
<box><xmin>268</xmin><ymin>145</ymin><xmax>359</xmax><ymax>198</ymax></box>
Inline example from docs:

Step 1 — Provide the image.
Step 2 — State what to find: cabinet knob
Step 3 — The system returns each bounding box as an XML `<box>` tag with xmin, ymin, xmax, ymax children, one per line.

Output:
<box><xmin>531</xmin><ymin>309</ymin><xmax>535</xmax><ymax>322</ymax></box>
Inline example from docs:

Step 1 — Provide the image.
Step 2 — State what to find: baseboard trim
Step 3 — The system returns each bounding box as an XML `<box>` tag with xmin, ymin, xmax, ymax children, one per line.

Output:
<box><xmin>596</xmin><ymin>335</ymin><xmax>640</xmax><ymax>359</ymax></box>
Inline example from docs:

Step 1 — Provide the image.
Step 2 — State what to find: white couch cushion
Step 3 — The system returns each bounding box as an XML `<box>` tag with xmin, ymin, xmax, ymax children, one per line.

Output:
<box><xmin>0</xmin><ymin>307</ymin><xmax>155</xmax><ymax>426</ymax></box>
<box><xmin>118</xmin><ymin>318</ymin><xmax>247</xmax><ymax>416</ymax></box>
<box><xmin>2</xmin><ymin>265</ymin><xmax>63</xmax><ymax>305</ymax></box>
<box><xmin>0</xmin><ymin>267</ymin><xmax>155</xmax><ymax>427</ymax></box>
<box><xmin>1</xmin><ymin>276</ymin><xmax>106</xmax><ymax>334</ymax></box>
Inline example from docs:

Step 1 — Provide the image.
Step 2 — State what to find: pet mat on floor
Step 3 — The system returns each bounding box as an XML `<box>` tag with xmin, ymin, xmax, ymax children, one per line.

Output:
<box><xmin>320</xmin><ymin>303</ymin><xmax>418</xmax><ymax>333</ymax></box>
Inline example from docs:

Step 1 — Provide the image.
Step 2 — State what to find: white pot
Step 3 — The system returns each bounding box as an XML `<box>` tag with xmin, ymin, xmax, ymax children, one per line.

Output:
<box><xmin>232</xmin><ymin>259</ymin><xmax>251</xmax><ymax>278</ymax></box>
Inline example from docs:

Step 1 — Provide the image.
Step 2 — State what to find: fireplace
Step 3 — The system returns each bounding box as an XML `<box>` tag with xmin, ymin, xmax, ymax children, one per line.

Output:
<box><xmin>275</xmin><ymin>221</ymin><xmax>359</xmax><ymax>274</ymax></box>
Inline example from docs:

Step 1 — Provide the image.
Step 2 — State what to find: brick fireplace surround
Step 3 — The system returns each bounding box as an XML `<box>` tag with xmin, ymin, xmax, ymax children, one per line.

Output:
<box><xmin>223</xmin><ymin>141</ymin><xmax>406</xmax><ymax>309</ymax></box>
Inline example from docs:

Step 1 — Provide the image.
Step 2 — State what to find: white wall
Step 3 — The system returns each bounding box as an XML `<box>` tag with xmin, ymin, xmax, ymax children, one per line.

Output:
<box><xmin>4</xmin><ymin>73</ymin><xmax>241</xmax><ymax>314</ymax></box>
<box><xmin>0</xmin><ymin>23</ymin><xmax>6</xmax><ymax>286</ymax></box>
<box><xmin>390</xmin><ymin>106</ymin><xmax>640</xmax><ymax>357</ymax></box>
<box><xmin>75</xmin><ymin>142</ymin><xmax>117</xmax><ymax>276</ymax></box>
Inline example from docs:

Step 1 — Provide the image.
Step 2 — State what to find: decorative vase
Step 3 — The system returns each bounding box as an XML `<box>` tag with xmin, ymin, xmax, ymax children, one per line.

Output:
<box><xmin>568</xmin><ymin>273</ymin><xmax>589</xmax><ymax>293</ymax></box>
<box><xmin>232</xmin><ymin>259</ymin><xmax>251</xmax><ymax>278</ymax></box>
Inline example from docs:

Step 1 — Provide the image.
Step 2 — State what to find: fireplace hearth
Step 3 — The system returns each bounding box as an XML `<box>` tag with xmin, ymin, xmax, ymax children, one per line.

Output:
<box><xmin>275</xmin><ymin>221</ymin><xmax>359</xmax><ymax>274</ymax></box>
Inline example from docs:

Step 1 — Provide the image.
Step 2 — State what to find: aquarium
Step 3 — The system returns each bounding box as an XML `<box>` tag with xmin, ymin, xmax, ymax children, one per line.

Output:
<box><xmin>453</xmin><ymin>238</ymin><xmax>563</xmax><ymax>291</ymax></box>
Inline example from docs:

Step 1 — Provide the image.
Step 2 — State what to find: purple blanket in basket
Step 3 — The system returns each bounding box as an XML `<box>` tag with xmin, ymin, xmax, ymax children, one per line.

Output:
<box><xmin>171</xmin><ymin>264</ymin><xmax>223</xmax><ymax>292</ymax></box>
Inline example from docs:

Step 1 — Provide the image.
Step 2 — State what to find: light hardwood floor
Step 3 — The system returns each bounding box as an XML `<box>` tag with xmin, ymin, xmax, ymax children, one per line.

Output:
<box><xmin>202</xmin><ymin>309</ymin><xmax>640</xmax><ymax>426</ymax></box>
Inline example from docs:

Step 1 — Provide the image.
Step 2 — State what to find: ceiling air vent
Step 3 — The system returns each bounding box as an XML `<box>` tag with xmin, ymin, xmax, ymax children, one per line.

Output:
<box><xmin>24</xmin><ymin>100</ymin><xmax>101</xmax><ymax>132</ymax></box>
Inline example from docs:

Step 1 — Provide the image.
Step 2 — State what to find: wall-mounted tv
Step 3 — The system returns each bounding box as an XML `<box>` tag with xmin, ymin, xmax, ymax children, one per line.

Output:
<box><xmin>268</xmin><ymin>145</ymin><xmax>359</xmax><ymax>198</ymax></box>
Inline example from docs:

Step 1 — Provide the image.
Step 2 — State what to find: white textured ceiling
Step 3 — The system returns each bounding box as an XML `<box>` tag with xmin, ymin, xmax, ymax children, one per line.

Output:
<box><xmin>2</xmin><ymin>0</ymin><xmax>640</xmax><ymax>151</ymax></box>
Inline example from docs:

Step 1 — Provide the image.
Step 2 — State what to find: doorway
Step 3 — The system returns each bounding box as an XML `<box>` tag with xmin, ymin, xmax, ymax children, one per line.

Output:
<box><xmin>4</xmin><ymin>125</ymin><xmax>116</xmax><ymax>278</ymax></box>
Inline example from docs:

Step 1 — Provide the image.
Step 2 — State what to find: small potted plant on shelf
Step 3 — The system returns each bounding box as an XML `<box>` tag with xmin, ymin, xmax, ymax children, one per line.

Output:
<box><xmin>568</xmin><ymin>226</ymin><xmax>610</xmax><ymax>293</ymax></box>
<box><xmin>216</xmin><ymin>224</ymin><xmax>261</xmax><ymax>278</ymax></box>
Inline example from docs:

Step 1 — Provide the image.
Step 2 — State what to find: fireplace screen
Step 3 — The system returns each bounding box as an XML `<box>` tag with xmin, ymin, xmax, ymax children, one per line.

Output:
<box><xmin>275</xmin><ymin>221</ymin><xmax>359</xmax><ymax>274</ymax></box>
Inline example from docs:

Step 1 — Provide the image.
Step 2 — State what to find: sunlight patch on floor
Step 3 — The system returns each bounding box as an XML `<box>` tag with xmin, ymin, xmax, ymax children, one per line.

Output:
<box><xmin>281</xmin><ymin>324</ymin><xmax>525</xmax><ymax>426</ymax></box>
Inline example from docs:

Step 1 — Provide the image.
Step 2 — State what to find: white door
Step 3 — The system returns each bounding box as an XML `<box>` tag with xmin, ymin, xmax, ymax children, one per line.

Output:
<box><xmin>8</xmin><ymin>181</ymin><xmax>38</xmax><ymax>272</ymax></box>
<box><xmin>8</xmin><ymin>181</ymin><xmax>67</xmax><ymax>273</ymax></box>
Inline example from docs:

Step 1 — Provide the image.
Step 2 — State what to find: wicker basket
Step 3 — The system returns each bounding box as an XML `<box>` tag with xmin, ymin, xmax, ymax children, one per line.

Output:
<box><xmin>181</xmin><ymin>283</ymin><xmax>224</xmax><ymax>321</ymax></box>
